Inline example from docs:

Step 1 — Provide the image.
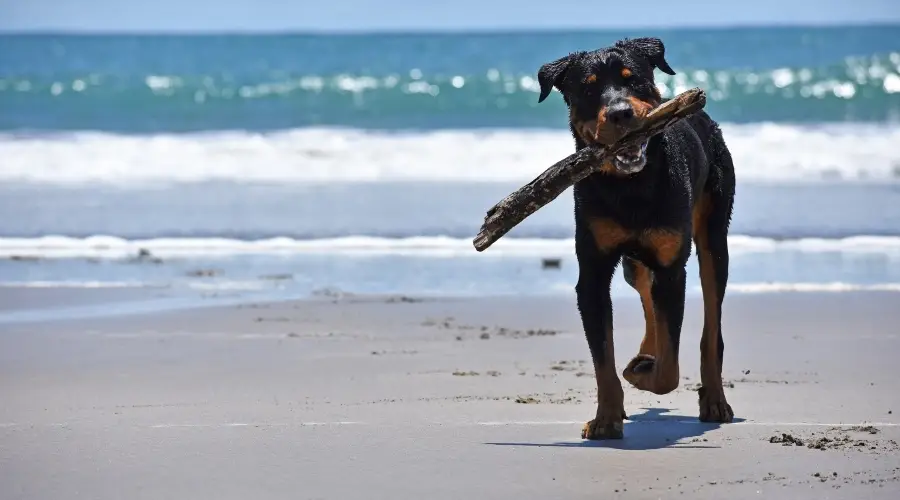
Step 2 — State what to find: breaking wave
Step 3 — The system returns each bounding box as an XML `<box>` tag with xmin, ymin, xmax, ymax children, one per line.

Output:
<box><xmin>3</xmin><ymin>234</ymin><xmax>900</xmax><ymax>259</ymax></box>
<box><xmin>1</xmin><ymin>124</ymin><xmax>899</xmax><ymax>185</ymax></box>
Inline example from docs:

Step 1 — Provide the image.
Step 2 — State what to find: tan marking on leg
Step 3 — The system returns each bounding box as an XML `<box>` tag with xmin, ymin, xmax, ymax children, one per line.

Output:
<box><xmin>691</xmin><ymin>195</ymin><xmax>707</xmax><ymax>239</ymax></box>
<box><xmin>693</xmin><ymin>195</ymin><xmax>717</xmax><ymax>349</ymax></box>
<box><xmin>624</xmin><ymin>233</ymin><xmax>683</xmax><ymax>395</ymax></box>
<box><xmin>649</xmin><ymin>303</ymin><xmax>680</xmax><ymax>393</ymax></box>
<box><xmin>623</xmin><ymin>298</ymin><xmax>680</xmax><ymax>394</ymax></box>
<box><xmin>632</xmin><ymin>261</ymin><xmax>657</xmax><ymax>356</ymax></box>
<box><xmin>694</xmin><ymin>197</ymin><xmax>721</xmax><ymax>386</ymax></box>
<box><xmin>588</xmin><ymin>217</ymin><xmax>632</xmax><ymax>254</ymax></box>
<box><xmin>693</xmin><ymin>194</ymin><xmax>734</xmax><ymax>422</ymax></box>
<box><xmin>641</xmin><ymin>229</ymin><xmax>684</xmax><ymax>267</ymax></box>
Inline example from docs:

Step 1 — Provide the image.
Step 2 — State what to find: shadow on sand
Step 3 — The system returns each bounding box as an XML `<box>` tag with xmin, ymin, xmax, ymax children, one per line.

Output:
<box><xmin>484</xmin><ymin>407</ymin><xmax>745</xmax><ymax>451</ymax></box>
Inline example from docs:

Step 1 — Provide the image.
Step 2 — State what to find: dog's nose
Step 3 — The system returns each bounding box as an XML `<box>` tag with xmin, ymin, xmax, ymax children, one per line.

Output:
<box><xmin>606</xmin><ymin>102</ymin><xmax>636</xmax><ymax>127</ymax></box>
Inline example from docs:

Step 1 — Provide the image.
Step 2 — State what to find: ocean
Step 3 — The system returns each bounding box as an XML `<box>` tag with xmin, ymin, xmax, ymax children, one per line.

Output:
<box><xmin>1</xmin><ymin>26</ymin><xmax>900</xmax><ymax>314</ymax></box>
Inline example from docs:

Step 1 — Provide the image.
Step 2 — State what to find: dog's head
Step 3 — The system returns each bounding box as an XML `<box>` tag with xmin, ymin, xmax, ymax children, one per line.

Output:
<box><xmin>537</xmin><ymin>37</ymin><xmax>675</xmax><ymax>175</ymax></box>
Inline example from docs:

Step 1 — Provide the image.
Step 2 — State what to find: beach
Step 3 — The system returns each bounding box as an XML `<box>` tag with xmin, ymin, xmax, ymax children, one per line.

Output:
<box><xmin>2</xmin><ymin>289</ymin><xmax>899</xmax><ymax>499</ymax></box>
<box><xmin>2</xmin><ymin>27</ymin><xmax>900</xmax><ymax>499</ymax></box>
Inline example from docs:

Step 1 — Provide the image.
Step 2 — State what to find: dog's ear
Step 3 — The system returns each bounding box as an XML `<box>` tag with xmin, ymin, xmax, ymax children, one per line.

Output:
<box><xmin>537</xmin><ymin>54</ymin><xmax>574</xmax><ymax>103</ymax></box>
<box><xmin>616</xmin><ymin>37</ymin><xmax>676</xmax><ymax>76</ymax></box>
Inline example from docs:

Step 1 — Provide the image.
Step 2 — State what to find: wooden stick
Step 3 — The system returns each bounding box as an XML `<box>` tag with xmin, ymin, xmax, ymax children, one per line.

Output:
<box><xmin>472</xmin><ymin>88</ymin><xmax>707</xmax><ymax>252</ymax></box>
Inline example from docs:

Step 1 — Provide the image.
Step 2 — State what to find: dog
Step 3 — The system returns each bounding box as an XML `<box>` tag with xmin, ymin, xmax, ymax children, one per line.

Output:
<box><xmin>536</xmin><ymin>37</ymin><xmax>736</xmax><ymax>439</ymax></box>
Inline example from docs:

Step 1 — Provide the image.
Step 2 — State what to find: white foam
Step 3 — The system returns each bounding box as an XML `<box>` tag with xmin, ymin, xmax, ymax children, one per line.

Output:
<box><xmin>1</xmin><ymin>124</ymin><xmax>898</xmax><ymax>185</ymax></box>
<box><xmin>184</xmin><ymin>280</ymin><xmax>270</xmax><ymax>291</ymax></box>
<box><xmin>0</xmin><ymin>279</ymin><xmax>270</xmax><ymax>291</ymax></box>
<box><xmin>0</xmin><ymin>280</ymin><xmax>157</xmax><ymax>289</ymax></box>
<box><xmin>2</xmin><ymin>235</ymin><xmax>900</xmax><ymax>259</ymax></box>
<box><xmin>0</xmin><ymin>235</ymin><xmax>571</xmax><ymax>258</ymax></box>
<box><xmin>725</xmin><ymin>282</ymin><xmax>900</xmax><ymax>293</ymax></box>
<box><xmin>727</xmin><ymin>235</ymin><xmax>900</xmax><ymax>253</ymax></box>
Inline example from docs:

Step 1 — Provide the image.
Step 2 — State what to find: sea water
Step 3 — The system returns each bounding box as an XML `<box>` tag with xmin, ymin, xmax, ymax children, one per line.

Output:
<box><xmin>1</xmin><ymin>27</ymin><xmax>899</xmax><ymax>310</ymax></box>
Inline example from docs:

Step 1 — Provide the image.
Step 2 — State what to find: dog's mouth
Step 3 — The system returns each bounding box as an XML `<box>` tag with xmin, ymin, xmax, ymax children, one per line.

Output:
<box><xmin>612</xmin><ymin>142</ymin><xmax>648</xmax><ymax>174</ymax></box>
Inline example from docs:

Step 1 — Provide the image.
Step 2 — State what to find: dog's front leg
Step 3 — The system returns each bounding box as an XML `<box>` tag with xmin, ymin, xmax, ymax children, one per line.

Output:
<box><xmin>575</xmin><ymin>227</ymin><xmax>626</xmax><ymax>440</ymax></box>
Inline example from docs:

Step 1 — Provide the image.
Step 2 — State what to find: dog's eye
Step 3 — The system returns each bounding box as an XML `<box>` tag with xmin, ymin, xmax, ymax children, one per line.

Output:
<box><xmin>585</xmin><ymin>74</ymin><xmax>597</xmax><ymax>84</ymax></box>
<box><xmin>621</xmin><ymin>68</ymin><xmax>633</xmax><ymax>79</ymax></box>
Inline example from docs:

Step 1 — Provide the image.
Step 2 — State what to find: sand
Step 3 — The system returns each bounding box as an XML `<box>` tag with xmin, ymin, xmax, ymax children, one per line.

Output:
<box><xmin>1</xmin><ymin>290</ymin><xmax>899</xmax><ymax>499</ymax></box>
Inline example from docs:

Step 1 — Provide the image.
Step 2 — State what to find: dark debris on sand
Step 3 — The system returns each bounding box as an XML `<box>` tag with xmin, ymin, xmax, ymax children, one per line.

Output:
<box><xmin>770</xmin><ymin>433</ymin><xmax>805</xmax><ymax>446</ymax></box>
<box><xmin>385</xmin><ymin>295</ymin><xmax>425</xmax><ymax>303</ymax></box>
<box><xmin>425</xmin><ymin>317</ymin><xmax>560</xmax><ymax>340</ymax></box>
<box><xmin>768</xmin><ymin>426</ymin><xmax>898</xmax><ymax>453</ymax></box>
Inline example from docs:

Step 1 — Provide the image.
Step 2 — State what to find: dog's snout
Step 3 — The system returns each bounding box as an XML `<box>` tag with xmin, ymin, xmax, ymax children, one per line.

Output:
<box><xmin>606</xmin><ymin>102</ymin><xmax>636</xmax><ymax>127</ymax></box>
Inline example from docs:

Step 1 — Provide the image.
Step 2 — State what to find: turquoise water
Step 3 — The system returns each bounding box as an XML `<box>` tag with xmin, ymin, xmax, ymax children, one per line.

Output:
<box><xmin>2</xmin><ymin>27</ymin><xmax>899</xmax><ymax>131</ymax></box>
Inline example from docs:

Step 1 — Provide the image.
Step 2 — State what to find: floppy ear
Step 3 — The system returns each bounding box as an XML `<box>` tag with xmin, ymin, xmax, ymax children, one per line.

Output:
<box><xmin>616</xmin><ymin>37</ymin><xmax>676</xmax><ymax>75</ymax></box>
<box><xmin>537</xmin><ymin>54</ymin><xmax>573</xmax><ymax>103</ymax></box>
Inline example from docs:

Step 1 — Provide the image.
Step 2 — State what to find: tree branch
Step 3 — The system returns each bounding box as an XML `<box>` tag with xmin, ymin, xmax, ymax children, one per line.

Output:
<box><xmin>472</xmin><ymin>88</ymin><xmax>708</xmax><ymax>252</ymax></box>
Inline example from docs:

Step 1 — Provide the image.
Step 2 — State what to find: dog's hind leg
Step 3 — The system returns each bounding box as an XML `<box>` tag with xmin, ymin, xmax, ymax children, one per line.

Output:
<box><xmin>694</xmin><ymin>167</ymin><xmax>736</xmax><ymax>423</ymax></box>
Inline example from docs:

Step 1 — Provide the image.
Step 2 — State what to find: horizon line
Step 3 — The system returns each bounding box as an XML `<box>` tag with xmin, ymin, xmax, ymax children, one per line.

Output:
<box><xmin>1</xmin><ymin>20</ymin><xmax>898</xmax><ymax>36</ymax></box>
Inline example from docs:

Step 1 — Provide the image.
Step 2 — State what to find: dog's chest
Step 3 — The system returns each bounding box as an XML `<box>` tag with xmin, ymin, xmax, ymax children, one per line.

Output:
<box><xmin>586</xmin><ymin>216</ymin><xmax>685</xmax><ymax>267</ymax></box>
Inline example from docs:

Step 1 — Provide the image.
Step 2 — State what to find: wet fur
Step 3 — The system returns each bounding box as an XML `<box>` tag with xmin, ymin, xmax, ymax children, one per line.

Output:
<box><xmin>536</xmin><ymin>38</ymin><xmax>737</xmax><ymax>439</ymax></box>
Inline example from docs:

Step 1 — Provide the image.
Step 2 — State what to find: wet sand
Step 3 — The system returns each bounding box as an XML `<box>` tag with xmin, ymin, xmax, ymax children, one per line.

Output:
<box><xmin>1</xmin><ymin>290</ymin><xmax>899</xmax><ymax>499</ymax></box>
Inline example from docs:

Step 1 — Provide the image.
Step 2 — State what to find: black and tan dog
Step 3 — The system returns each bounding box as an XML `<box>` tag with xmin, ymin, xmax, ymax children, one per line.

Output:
<box><xmin>536</xmin><ymin>37</ymin><xmax>736</xmax><ymax>439</ymax></box>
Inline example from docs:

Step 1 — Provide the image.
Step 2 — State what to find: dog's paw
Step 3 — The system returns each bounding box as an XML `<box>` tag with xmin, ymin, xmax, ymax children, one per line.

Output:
<box><xmin>582</xmin><ymin>418</ymin><xmax>624</xmax><ymax>440</ymax></box>
<box><xmin>698</xmin><ymin>386</ymin><xmax>734</xmax><ymax>423</ymax></box>
<box><xmin>626</xmin><ymin>353</ymin><xmax>656</xmax><ymax>374</ymax></box>
<box><xmin>622</xmin><ymin>354</ymin><xmax>679</xmax><ymax>395</ymax></box>
<box><xmin>582</xmin><ymin>400</ymin><xmax>626</xmax><ymax>440</ymax></box>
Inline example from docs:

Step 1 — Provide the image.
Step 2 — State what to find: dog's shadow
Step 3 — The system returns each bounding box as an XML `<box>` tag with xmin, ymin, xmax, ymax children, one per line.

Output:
<box><xmin>485</xmin><ymin>408</ymin><xmax>744</xmax><ymax>450</ymax></box>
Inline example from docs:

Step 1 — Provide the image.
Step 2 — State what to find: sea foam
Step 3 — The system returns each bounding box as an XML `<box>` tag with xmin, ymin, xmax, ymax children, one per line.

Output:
<box><xmin>1</xmin><ymin>123</ymin><xmax>898</xmax><ymax>185</ymax></box>
<box><xmin>2</xmin><ymin>235</ymin><xmax>900</xmax><ymax>259</ymax></box>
